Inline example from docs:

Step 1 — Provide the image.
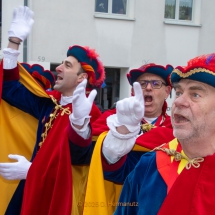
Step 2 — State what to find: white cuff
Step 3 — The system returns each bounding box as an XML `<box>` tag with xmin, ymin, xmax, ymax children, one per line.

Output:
<box><xmin>107</xmin><ymin>114</ymin><xmax>140</xmax><ymax>139</ymax></box>
<box><xmin>102</xmin><ymin>131</ymin><xmax>137</xmax><ymax>164</ymax></box>
<box><xmin>3</xmin><ymin>48</ymin><xmax>20</xmax><ymax>69</ymax></box>
<box><xmin>107</xmin><ymin>114</ymin><xmax>140</xmax><ymax>133</ymax></box>
<box><xmin>70</xmin><ymin>113</ymin><xmax>91</xmax><ymax>126</ymax></box>
<box><xmin>70</xmin><ymin>117</ymin><xmax>91</xmax><ymax>139</ymax></box>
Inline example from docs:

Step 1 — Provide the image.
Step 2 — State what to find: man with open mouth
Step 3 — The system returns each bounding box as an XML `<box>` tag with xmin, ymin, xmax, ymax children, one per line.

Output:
<box><xmin>0</xmin><ymin>6</ymin><xmax>105</xmax><ymax>215</ymax></box>
<box><xmin>101</xmin><ymin>63</ymin><xmax>174</xmax><ymax>167</ymax></box>
<box><xmin>114</xmin><ymin>53</ymin><xmax>215</xmax><ymax>214</ymax></box>
<box><xmin>83</xmin><ymin>63</ymin><xmax>176</xmax><ymax>215</ymax></box>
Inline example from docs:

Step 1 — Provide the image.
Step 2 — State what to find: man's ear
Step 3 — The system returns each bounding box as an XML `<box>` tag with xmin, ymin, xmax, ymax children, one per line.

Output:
<box><xmin>78</xmin><ymin>73</ymin><xmax>88</xmax><ymax>83</ymax></box>
<box><xmin>165</xmin><ymin>86</ymin><xmax>172</xmax><ymax>98</ymax></box>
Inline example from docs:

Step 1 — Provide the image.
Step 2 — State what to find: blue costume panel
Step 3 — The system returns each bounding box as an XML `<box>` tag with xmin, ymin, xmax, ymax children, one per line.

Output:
<box><xmin>114</xmin><ymin>152</ymin><xmax>167</xmax><ymax>215</ymax></box>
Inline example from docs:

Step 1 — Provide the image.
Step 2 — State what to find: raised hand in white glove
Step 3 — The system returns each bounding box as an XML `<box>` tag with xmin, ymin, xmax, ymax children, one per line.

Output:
<box><xmin>0</xmin><ymin>154</ymin><xmax>31</xmax><ymax>180</ymax></box>
<box><xmin>70</xmin><ymin>79</ymin><xmax>97</xmax><ymax>126</ymax></box>
<box><xmin>8</xmin><ymin>5</ymin><xmax>34</xmax><ymax>41</ymax></box>
<box><xmin>114</xmin><ymin>82</ymin><xmax>144</xmax><ymax>132</ymax></box>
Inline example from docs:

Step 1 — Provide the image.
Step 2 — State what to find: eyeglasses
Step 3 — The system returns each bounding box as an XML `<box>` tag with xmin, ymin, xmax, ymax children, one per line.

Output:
<box><xmin>137</xmin><ymin>80</ymin><xmax>166</xmax><ymax>89</ymax></box>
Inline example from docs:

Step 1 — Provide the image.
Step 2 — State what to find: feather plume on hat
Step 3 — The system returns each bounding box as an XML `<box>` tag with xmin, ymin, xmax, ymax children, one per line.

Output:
<box><xmin>171</xmin><ymin>53</ymin><xmax>215</xmax><ymax>88</ymax></box>
<box><xmin>67</xmin><ymin>45</ymin><xmax>105</xmax><ymax>88</ymax></box>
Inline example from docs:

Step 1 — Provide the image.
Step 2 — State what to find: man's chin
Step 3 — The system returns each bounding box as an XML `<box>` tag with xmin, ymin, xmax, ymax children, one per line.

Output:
<box><xmin>53</xmin><ymin>84</ymin><xmax>59</xmax><ymax>90</ymax></box>
<box><xmin>173</xmin><ymin>129</ymin><xmax>191</xmax><ymax>140</ymax></box>
<box><xmin>53</xmin><ymin>85</ymin><xmax>64</xmax><ymax>94</ymax></box>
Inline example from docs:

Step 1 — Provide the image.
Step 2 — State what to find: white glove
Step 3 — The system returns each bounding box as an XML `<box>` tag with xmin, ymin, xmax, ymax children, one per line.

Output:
<box><xmin>114</xmin><ymin>82</ymin><xmax>144</xmax><ymax>132</ymax></box>
<box><xmin>70</xmin><ymin>79</ymin><xmax>97</xmax><ymax>126</ymax></box>
<box><xmin>0</xmin><ymin>154</ymin><xmax>31</xmax><ymax>180</ymax></box>
<box><xmin>102</xmin><ymin>130</ymin><xmax>137</xmax><ymax>164</ymax></box>
<box><xmin>8</xmin><ymin>6</ymin><xmax>34</xmax><ymax>41</ymax></box>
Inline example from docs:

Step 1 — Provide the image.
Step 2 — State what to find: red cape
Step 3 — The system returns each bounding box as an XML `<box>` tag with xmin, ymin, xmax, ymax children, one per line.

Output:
<box><xmin>92</xmin><ymin>108</ymin><xmax>116</xmax><ymax>136</ymax></box>
<box><xmin>158</xmin><ymin>153</ymin><xmax>215</xmax><ymax>215</ymax></box>
<box><xmin>92</xmin><ymin>108</ymin><xmax>174</xmax><ymax>150</ymax></box>
<box><xmin>21</xmin><ymin>104</ymin><xmax>72</xmax><ymax>215</ymax></box>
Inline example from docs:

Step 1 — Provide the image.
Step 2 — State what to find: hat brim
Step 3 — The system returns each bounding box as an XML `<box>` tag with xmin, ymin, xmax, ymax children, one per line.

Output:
<box><xmin>127</xmin><ymin>64</ymin><xmax>173</xmax><ymax>86</ymax></box>
<box><xmin>67</xmin><ymin>45</ymin><xmax>105</xmax><ymax>87</ymax></box>
<box><xmin>171</xmin><ymin>67</ymin><xmax>215</xmax><ymax>88</ymax></box>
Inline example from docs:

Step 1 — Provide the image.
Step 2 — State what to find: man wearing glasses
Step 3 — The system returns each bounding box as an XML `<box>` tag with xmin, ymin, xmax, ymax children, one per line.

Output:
<box><xmin>95</xmin><ymin>63</ymin><xmax>174</xmax><ymax>163</ymax></box>
<box><xmin>113</xmin><ymin>53</ymin><xmax>215</xmax><ymax>214</ymax></box>
<box><xmin>84</xmin><ymin>63</ymin><xmax>175</xmax><ymax>215</ymax></box>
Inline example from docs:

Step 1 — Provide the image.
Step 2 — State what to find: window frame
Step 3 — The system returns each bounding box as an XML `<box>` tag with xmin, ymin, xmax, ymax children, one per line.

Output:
<box><xmin>164</xmin><ymin>0</ymin><xmax>202</xmax><ymax>27</ymax></box>
<box><xmin>94</xmin><ymin>0</ymin><xmax>135</xmax><ymax>21</ymax></box>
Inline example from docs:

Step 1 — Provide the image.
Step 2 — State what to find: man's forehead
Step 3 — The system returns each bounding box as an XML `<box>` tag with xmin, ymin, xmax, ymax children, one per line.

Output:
<box><xmin>137</xmin><ymin>72</ymin><xmax>165</xmax><ymax>81</ymax></box>
<box><xmin>174</xmin><ymin>79</ymin><xmax>211</xmax><ymax>90</ymax></box>
<box><xmin>65</xmin><ymin>56</ymin><xmax>80</xmax><ymax>64</ymax></box>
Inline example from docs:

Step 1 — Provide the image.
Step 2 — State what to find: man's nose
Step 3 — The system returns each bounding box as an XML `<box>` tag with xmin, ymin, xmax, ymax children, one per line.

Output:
<box><xmin>145</xmin><ymin>82</ymin><xmax>153</xmax><ymax>90</ymax></box>
<box><xmin>56</xmin><ymin>64</ymin><xmax>63</xmax><ymax>73</ymax></box>
<box><xmin>174</xmin><ymin>93</ymin><xmax>189</xmax><ymax>108</ymax></box>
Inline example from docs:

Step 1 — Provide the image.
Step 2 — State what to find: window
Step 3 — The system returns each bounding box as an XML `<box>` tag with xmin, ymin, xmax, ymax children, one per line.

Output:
<box><xmin>165</xmin><ymin>0</ymin><xmax>193</xmax><ymax>20</ymax></box>
<box><xmin>95</xmin><ymin>68</ymin><xmax>120</xmax><ymax>111</ymax></box>
<box><xmin>95</xmin><ymin>0</ymin><xmax>127</xmax><ymax>14</ymax></box>
<box><xmin>94</xmin><ymin>0</ymin><xmax>135</xmax><ymax>20</ymax></box>
<box><xmin>164</xmin><ymin>0</ymin><xmax>201</xmax><ymax>26</ymax></box>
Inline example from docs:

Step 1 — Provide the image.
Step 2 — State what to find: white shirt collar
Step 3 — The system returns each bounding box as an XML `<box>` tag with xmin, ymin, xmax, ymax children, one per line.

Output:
<box><xmin>60</xmin><ymin>95</ymin><xmax>73</xmax><ymax>105</ymax></box>
<box><xmin>144</xmin><ymin>116</ymin><xmax>157</xmax><ymax>124</ymax></box>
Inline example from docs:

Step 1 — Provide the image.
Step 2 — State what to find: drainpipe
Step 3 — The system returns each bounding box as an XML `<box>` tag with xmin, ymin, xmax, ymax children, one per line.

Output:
<box><xmin>23</xmin><ymin>0</ymin><xmax>28</xmax><ymax>62</ymax></box>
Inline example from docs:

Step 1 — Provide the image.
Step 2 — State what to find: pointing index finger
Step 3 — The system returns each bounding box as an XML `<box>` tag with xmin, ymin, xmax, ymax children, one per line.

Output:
<box><xmin>133</xmin><ymin>82</ymin><xmax>144</xmax><ymax>104</ymax></box>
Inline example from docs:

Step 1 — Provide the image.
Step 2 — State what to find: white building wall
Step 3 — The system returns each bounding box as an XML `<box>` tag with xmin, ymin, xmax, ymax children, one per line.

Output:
<box><xmin>1</xmin><ymin>0</ymin><xmax>24</xmax><ymax>60</ymax></box>
<box><xmin>2</xmin><ymin>0</ymin><xmax>215</xmax><ymax>114</ymax></box>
